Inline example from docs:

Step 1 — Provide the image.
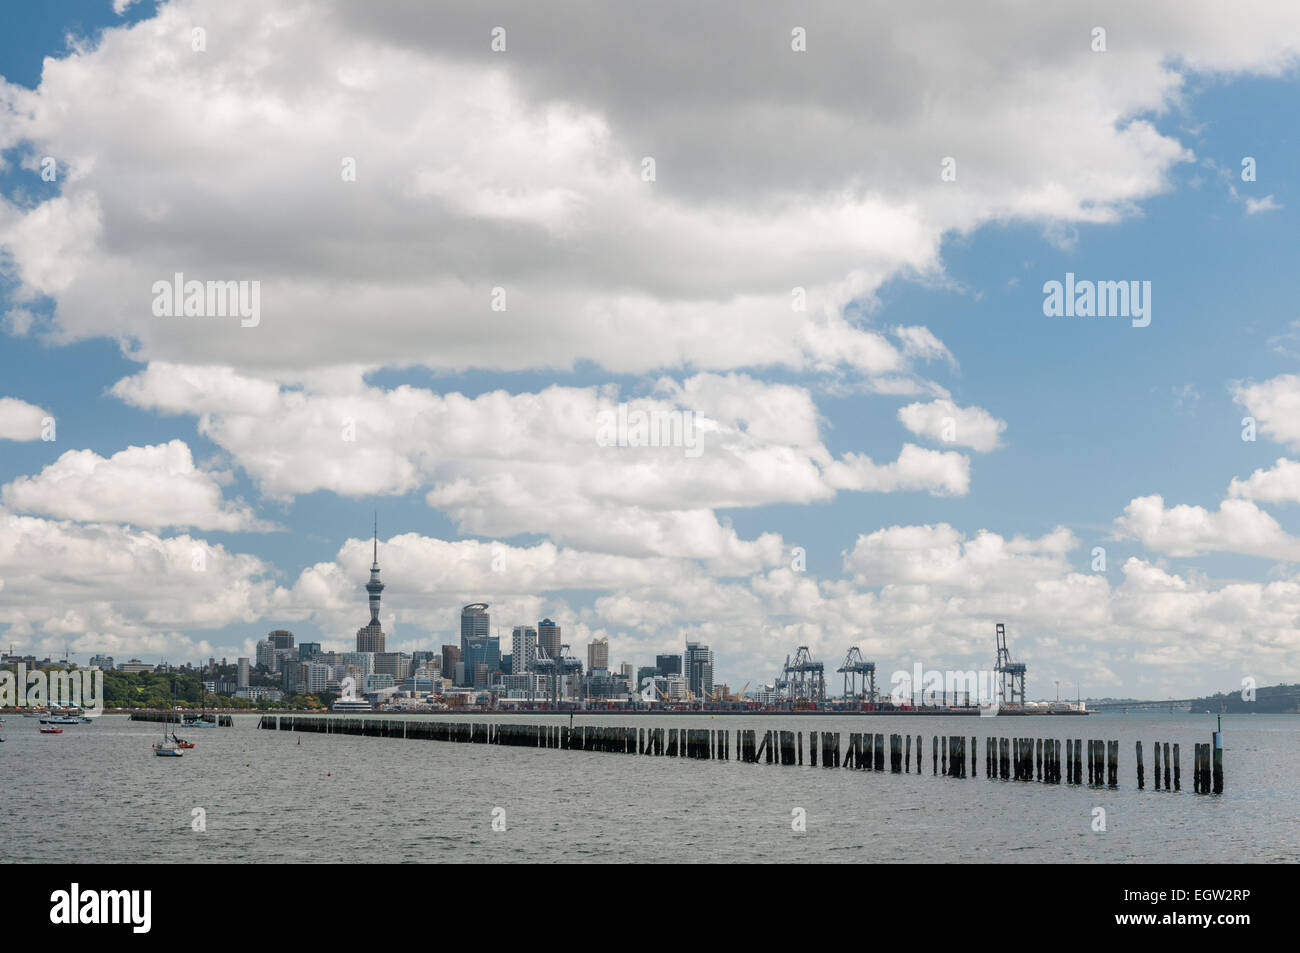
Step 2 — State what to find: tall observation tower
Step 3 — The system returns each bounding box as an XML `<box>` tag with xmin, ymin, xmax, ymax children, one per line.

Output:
<box><xmin>356</xmin><ymin>516</ymin><xmax>386</xmax><ymax>653</ymax></box>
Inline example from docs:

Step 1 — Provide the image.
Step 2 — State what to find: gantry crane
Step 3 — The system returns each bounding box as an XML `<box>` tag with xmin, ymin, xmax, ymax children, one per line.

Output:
<box><xmin>994</xmin><ymin>622</ymin><xmax>1026</xmax><ymax>708</ymax></box>
<box><xmin>837</xmin><ymin>647</ymin><xmax>877</xmax><ymax>702</ymax></box>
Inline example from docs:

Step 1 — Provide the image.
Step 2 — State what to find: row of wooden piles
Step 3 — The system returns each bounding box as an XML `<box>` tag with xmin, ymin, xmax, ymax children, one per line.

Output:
<box><xmin>255</xmin><ymin>716</ymin><xmax>1223</xmax><ymax>792</ymax></box>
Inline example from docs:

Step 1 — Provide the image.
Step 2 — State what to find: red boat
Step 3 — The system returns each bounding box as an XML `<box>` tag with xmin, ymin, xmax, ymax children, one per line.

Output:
<box><xmin>39</xmin><ymin>726</ymin><xmax>63</xmax><ymax>734</ymax></box>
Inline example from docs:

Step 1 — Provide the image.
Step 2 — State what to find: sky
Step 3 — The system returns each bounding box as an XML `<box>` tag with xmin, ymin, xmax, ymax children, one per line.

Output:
<box><xmin>1</xmin><ymin>0</ymin><xmax>1299</xmax><ymax>700</ymax></box>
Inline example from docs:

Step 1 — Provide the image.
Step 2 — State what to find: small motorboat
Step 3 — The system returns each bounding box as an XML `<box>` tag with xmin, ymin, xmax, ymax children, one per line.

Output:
<box><xmin>39</xmin><ymin>726</ymin><xmax>63</xmax><ymax>734</ymax></box>
<box><xmin>40</xmin><ymin>716</ymin><xmax>80</xmax><ymax>725</ymax></box>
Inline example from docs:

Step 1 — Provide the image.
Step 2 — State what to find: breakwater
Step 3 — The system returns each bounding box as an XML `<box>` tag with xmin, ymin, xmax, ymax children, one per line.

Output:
<box><xmin>128</xmin><ymin>711</ymin><xmax>233</xmax><ymax>726</ymax></box>
<box><xmin>258</xmin><ymin>716</ymin><xmax>1223</xmax><ymax>793</ymax></box>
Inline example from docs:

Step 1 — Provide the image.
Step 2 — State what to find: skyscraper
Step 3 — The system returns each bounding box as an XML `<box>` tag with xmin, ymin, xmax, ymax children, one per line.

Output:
<box><xmin>656</xmin><ymin>653</ymin><xmax>682</xmax><ymax>676</ymax></box>
<box><xmin>255</xmin><ymin>638</ymin><xmax>276</xmax><ymax>672</ymax></box>
<box><xmin>538</xmin><ymin>618</ymin><xmax>561</xmax><ymax>661</ymax></box>
<box><xmin>441</xmin><ymin>644</ymin><xmax>461</xmax><ymax>681</ymax></box>
<box><xmin>685</xmin><ymin>642</ymin><xmax>714</xmax><ymax>698</ymax></box>
<box><xmin>237</xmin><ymin>657</ymin><xmax>250</xmax><ymax>688</ymax></box>
<box><xmin>459</xmin><ymin>604</ymin><xmax>496</xmax><ymax>687</ymax></box>
<box><xmin>356</xmin><ymin>519</ymin><xmax>386</xmax><ymax>653</ymax></box>
<box><xmin>512</xmin><ymin>626</ymin><xmax>537</xmax><ymax>675</ymax></box>
<box><xmin>587</xmin><ymin>637</ymin><xmax>609</xmax><ymax>671</ymax></box>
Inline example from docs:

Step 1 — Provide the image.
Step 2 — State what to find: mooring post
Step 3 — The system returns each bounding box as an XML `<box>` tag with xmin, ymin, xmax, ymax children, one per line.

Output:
<box><xmin>941</xmin><ymin>736</ymin><xmax>948</xmax><ymax>776</ymax></box>
<box><xmin>905</xmin><ymin>733</ymin><xmax>911</xmax><ymax>772</ymax></box>
<box><xmin>1172</xmin><ymin>743</ymin><xmax>1181</xmax><ymax>791</ymax></box>
<box><xmin>932</xmin><ymin>735</ymin><xmax>938</xmax><ymax>775</ymax></box>
<box><xmin>1206</xmin><ymin>722</ymin><xmax>1216</xmax><ymax>795</ymax></box>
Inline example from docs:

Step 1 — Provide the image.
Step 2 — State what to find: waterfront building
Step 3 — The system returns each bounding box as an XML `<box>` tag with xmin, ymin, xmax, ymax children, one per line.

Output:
<box><xmin>356</xmin><ymin>523</ymin><xmax>386</xmax><ymax>653</ymax></box>
<box><xmin>586</xmin><ymin>668</ymin><xmax>625</xmax><ymax>699</ymax></box>
<box><xmin>236</xmin><ymin>686</ymin><xmax>283</xmax><ymax>703</ymax></box>
<box><xmin>502</xmin><ymin>673</ymin><xmax>547</xmax><ymax>699</ymax></box>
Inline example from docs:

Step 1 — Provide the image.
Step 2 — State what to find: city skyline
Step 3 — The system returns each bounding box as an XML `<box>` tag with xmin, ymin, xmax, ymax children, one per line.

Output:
<box><xmin>2</xmin><ymin>2</ymin><xmax>1300</xmax><ymax>701</ymax></box>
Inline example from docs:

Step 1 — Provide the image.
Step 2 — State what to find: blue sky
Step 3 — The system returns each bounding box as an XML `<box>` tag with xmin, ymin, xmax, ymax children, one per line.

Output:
<box><xmin>2</xmin><ymin>1</ymin><xmax>1299</xmax><ymax>698</ymax></box>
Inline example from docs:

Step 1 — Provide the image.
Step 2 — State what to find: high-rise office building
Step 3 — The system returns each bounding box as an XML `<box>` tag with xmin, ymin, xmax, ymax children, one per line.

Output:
<box><xmin>538</xmin><ymin>618</ymin><xmax>561</xmax><ymax>661</ymax></box>
<box><xmin>441</xmin><ymin>644</ymin><xmax>461</xmax><ymax>680</ymax></box>
<box><xmin>460</xmin><ymin>603</ymin><xmax>490</xmax><ymax>645</ymax></box>
<box><xmin>89</xmin><ymin>654</ymin><xmax>114</xmax><ymax>670</ymax></box>
<box><xmin>511</xmin><ymin>626</ymin><xmax>537</xmax><ymax>675</ymax></box>
<box><xmin>237</xmin><ymin>657</ymin><xmax>250</xmax><ymax>688</ymax></box>
<box><xmin>588</xmin><ymin>637</ymin><xmax>609</xmax><ymax>671</ymax></box>
<box><xmin>684</xmin><ymin>642</ymin><xmax>714</xmax><ymax>698</ymax></box>
<box><xmin>373</xmin><ymin>652</ymin><xmax>409</xmax><ymax>679</ymax></box>
<box><xmin>298</xmin><ymin>642</ymin><xmax>322</xmax><ymax>660</ymax></box>
<box><xmin>306</xmin><ymin>662</ymin><xmax>330</xmax><ymax>694</ymax></box>
<box><xmin>255</xmin><ymin>638</ymin><xmax>276</xmax><ymax>672</ymax></box>
<box><xmin>356</xmin><ymin>521</ymin><xmax>386</xmax><ymax>653</ymax></box>
<box><xmin>269</xmin><ymin>630</ymin><xmax>294</xmax><ymax>651</ymax></box>
<box><xmin>459</xmin><ymin>604</ymin><xmax>495</xmax><ymax>686</ymax></box>
<box><xmin>656</xmin><ymin>654</ymin><xmax>682</xmax><ymax>676</ymax></box>
<box><xmin>462</xmin><ymin>636</ymin><xmax>499</xmax><ymax>688</ymax></box>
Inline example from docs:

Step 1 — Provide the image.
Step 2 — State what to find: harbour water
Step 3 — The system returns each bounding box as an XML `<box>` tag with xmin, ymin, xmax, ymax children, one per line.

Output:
<box><xmin>2</xmin><ymin>712</ymin><xmax>1295</xmax><ymax>863</ymax></box>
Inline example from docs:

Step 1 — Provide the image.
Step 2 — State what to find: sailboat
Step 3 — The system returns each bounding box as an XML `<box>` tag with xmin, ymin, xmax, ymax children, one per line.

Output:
<box><xmin>153</xmin><ymin>679</ymin><xmax>184</xmax><ymax>757</ymax></box>
<box><xmin>181</xmin><ymin>686</ymin><xmax>216</xmax><ymax>728</ymax></box>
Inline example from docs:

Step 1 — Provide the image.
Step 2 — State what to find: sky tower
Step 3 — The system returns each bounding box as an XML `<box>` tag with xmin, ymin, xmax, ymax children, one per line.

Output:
<box><xmin>356</xmin><ymin>514</ymin><xmax>386</xmax><ymax>653</ymax></box>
